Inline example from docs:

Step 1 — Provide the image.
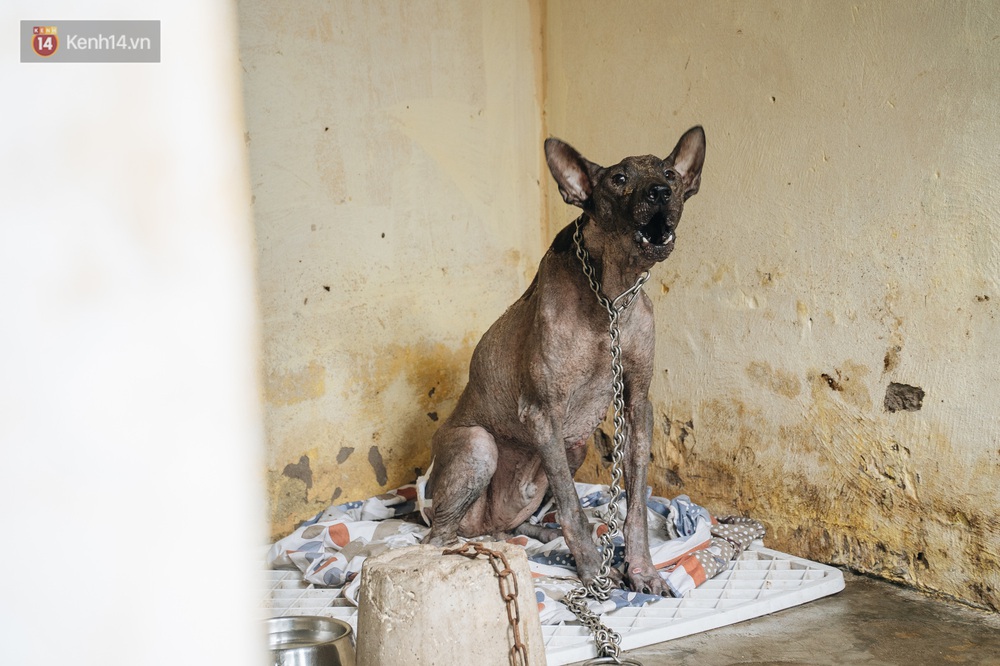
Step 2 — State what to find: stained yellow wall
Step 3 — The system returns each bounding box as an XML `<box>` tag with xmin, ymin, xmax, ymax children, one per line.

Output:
<box><xmin>239</xmin><ymin>1</ymin><xmax>544</xmax><ymax>538</ymax></box>
<box><xmin>243</xmin><ymin>0</ymin><xmax>1000</xmax><ymax>610</ymax></box>
<box><xmin>547</xmin><ymin>1</ymin><xmax>1000</xmax><ymax>610</ymax></box>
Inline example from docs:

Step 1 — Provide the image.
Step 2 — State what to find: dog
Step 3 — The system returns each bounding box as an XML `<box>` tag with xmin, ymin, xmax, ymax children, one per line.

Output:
<box><xmin>423</xmin><ymin>127</ymin><xmax>706</xmax><ymax>595</ymax></box>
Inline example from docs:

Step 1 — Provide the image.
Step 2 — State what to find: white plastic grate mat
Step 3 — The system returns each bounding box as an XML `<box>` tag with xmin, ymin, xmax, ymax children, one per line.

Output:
<box><xmin>262</xmin><ymin>544</ymin><xmax>844</xmax><ymax>665</ymax></box>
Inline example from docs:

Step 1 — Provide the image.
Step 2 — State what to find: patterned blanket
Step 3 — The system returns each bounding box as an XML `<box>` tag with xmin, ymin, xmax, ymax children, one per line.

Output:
<box><xmin>267</xmin><ymin>479</ymin><xmax>765</xmax><ymax>624</ymax></box>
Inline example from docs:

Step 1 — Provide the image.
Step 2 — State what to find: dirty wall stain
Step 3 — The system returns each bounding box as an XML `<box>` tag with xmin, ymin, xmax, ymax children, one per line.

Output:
<box><xmin>344</xmin><ymin>339</ymin><xmax>476</xmax><ymax>490</ymax></box>
<box><xmin>265</xmin><ymin>339</ymin><xmax>477</xmax><ymax>540</ymax></box>
<box><xmin>354</xmin><ymin>339</ymin><xmax>475</xmax><ymax>415</ymax></box>
<box><xmin>281</xmin><ymin>454</ymin><xmax>313</xmax><ymax>499</ymax></box>
<box><xmin>745</xmin><ymin>360</ymin><xmax>801</xmax><ymax>399</ymax></box>
<box><xmin>368</xmin><ymin>445</ymin><xmax>388</xmax><ymax>486</ymax></box>
<box><xmin>265</xmin><ymin>360</ymin><xmax>326</xmax><ymax>405</ymax></box>
<box><xmin>645</xmin><ymin>381</ymin><xmax>999</xmax><ymax>611</ymax></box>
<box><xmin>811</xmin><ymin>361</ymin><xmax>872</xmax><ymax>411</ymax></box>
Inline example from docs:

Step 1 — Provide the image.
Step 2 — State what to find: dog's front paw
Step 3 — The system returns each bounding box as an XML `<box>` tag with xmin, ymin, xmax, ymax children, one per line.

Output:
<box><xmin>625</xmin><ymin>561</ymin><xmax>669</xmax><ymax>596</ymax></box>
<box><xmin>578</xmin><ymin>564</ymin><xmax>624</xmax><ymax>595</ymax></box>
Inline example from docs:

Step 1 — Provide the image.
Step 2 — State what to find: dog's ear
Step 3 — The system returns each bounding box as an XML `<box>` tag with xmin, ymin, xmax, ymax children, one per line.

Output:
<box><xmin>667</xmin><ymin>126</ymin><xmax>706</xmax><ymax>200</ymax></box>
<box><xmin>545</xmin><ymin>138</ymin><xmax>600</xmax><ymax>208</ymax></box>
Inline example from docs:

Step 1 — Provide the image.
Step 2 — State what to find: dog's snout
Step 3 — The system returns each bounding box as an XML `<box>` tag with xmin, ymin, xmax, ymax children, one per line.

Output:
<box><xmin>646</xmin><ymin>183</ymin><xmax>672</xmax><ymax>204</ymax></box>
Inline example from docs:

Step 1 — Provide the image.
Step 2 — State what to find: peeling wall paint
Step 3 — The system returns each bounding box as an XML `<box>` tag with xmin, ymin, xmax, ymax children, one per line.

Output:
<box><xmin>546</xmin><ymin>1</ymin><xmax>1000</xmax><ymax>610</ymax></box>
<box><xmin>884</xmin><ymin>382</ymin><xmax>925</xmax><ymax>413</ymax></box>
<box><xmin>239</xmin><ymin>0</ymin><xmax>544</xmax><ymax>539</ymax></box>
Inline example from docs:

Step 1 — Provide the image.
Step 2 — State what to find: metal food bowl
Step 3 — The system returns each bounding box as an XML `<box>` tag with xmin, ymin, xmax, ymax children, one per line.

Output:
<box><xmin>265</xmin><ymin>616</ymin><xmax>356</xmax><ymax>666</ymax></box>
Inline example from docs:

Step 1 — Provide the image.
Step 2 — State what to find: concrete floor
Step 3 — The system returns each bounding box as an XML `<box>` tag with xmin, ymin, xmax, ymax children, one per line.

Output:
<box><xmin>575</xmin><ymin>572</ymin><xmax>1000</xmax><ymax>666</ymax></box>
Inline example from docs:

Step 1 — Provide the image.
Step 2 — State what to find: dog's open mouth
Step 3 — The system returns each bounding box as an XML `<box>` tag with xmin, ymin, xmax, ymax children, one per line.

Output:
<box><xmin>638</xmin><ymin>210</ymin><xmax>675</xmax><ymax>247</ymax></box>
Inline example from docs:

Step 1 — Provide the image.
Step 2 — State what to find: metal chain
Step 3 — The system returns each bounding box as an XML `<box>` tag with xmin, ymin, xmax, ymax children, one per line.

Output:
<box><xmin>443</xmin><ymin>542</ymin><xmax>530</xmax><ymax>666</ymax></box>
<box><xmin>564</xmin><ymin>217</ymin><xmax>648</xmax><ymax>665</ymax></box>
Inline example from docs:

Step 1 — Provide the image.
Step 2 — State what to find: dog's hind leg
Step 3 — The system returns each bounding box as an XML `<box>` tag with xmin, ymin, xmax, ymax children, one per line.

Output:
<box><xmin>422</xmin><ymin>424</ymin><xmax>497</xmax><ymax>546</ymax></box>
<box><xmin>513</xmin><ymin>522</ymin><xmax>563</xmax><ymax>543</ymax></box>
<box><xmin>511</xmin><ymin>434</ymin><xmax>590</xmax><ymax>544</ymax></box>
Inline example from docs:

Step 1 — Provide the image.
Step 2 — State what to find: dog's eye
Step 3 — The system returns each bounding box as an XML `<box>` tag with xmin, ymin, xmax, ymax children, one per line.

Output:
<box><xmin>612</xmin><ymin>174</ymin><xmax>626</xmax><ymax>186</ymax></box>
<box><xmin>664</xmin><ymin>170</ymin><xmax>677</xmax><ymax>182</ymax></box>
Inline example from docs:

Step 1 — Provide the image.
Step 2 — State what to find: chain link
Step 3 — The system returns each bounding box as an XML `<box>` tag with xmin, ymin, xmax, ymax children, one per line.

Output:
<box><xmin>443</xmin><ymin>542</ymin><xmax>530</xmax><ymax>666</ymax></box>
<box><xmin>567</xmin><ymin>217</ymin><xmax>648</xmax><ymax>665</ymax></box>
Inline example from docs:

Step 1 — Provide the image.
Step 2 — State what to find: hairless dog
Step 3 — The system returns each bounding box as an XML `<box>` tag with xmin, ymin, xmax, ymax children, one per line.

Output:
<box><xmin>424</xmin><ymin>127</ymin><xmax>706</xmax><ymax>595</ymax></box>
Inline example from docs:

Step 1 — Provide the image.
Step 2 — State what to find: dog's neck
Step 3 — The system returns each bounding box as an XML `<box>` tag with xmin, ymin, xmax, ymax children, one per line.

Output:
<box><xmin>575</xmin><ymin>214</ymin><xmax>653</xmax><ymax>300</ymax></box>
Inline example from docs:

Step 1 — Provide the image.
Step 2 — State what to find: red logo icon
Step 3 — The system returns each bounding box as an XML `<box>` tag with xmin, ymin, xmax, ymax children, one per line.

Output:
<box><xmin>32</xmin><ymin>26</ymin><xmax>59</xmax><ymax>57</ymax></box>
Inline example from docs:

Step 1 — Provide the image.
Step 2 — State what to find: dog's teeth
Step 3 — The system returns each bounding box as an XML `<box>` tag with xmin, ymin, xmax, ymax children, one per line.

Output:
<box><xmin>639</xmin><ymin>230</ymin><xmax>673</xmax><ymax>247</ymax></box>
